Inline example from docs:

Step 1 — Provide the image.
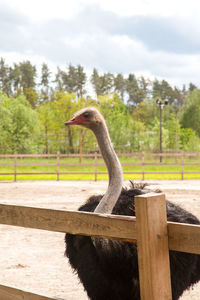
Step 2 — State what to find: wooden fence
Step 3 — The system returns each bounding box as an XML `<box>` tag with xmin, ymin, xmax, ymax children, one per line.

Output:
<box><xmin>1</xmin><ymin>193</ymin><xmax>200</xmax><ymax>299</ymax></box>
<box><xmin>0</xmin><ymin>152</ymin><xmax>200</xmax><ymax>181</ymax></box>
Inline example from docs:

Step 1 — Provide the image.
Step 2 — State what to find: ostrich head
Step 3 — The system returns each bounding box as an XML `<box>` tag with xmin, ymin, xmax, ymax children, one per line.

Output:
<box><xmin>65</xmin><ymin>107</ymin><xmax>123</xmax><ymax>214</ymax></box>
<box><xmin>65</xmin><ymin>107</ymin><xmax>105</xmax><ymax>130</ymax></box>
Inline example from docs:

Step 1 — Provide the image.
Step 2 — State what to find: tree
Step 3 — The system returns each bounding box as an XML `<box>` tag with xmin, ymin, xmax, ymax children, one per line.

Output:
<box><xmin>148</xmin><ymin>117</ymin><xmax>169</xmax><ymax>152</ymax></box>
<box><xmin>91</xmin><ymin>70</ymin><xmax>113</xmax><ymax>96</ymax></box>
<box><xmin>37</xmin><ymin>101</ymin><xmax>55</xmax><ymax>153</ymax></box>
<box><xmin>126</xmin><ymin>74</ymin><xmax>144</xmax><ymax>108</ymax></box>
<box><xmin>64</xmin><ymin>64</ymin><xmax>77</xmax><ymax>93</ymax></box>
<box><xmin>188</xmin><ymin>82</ymin><xmax>197</xmax><ymax>92</ymax></box>
<box><xmin>91</xmin><ymin>68</ymin><xmax>101</xmax><ymax>97</ymax></box>
<box><xmin>181</xmin><ymin>90</ymin><xmax>200</xmax><ymax>137</ymax></box>
<box><xmin>128</xmin><ymin>119</ymin><xmax>147</xmax><ymax>151</ymax></box>
<box><xmin>51</xmin><ymin>91</ymin><xmax>78</xmax><ymax>153</ymax></box>
<box><xmin>59</xmin><ymin>64</ymin><xmax>87</xmax><ymax>98</ymax></box>
<box><xmin>0</xmin><ymin>92</ymin><xmax>39</xmax><ymax>153</ymax></box>
<box><xmin>152</xmin><ymin>79</ymin><xmax>176</xmax><ymax>103</ymax></box>
<box><xmin>19</xmin><ymin>61</ymin><xmax>37</xmax><ymax>90</ymax></box>
<box><xmin>132</xmin><ymin>100</ymin><xmax>157</xmax><ymax>125</ymax></box>
<box><xmin>98</xmin><ymin>94</ymin><xmax>129</xmax><ymax>151</ymax></box>
<box><xmin>54</xmin><ymin>67</ymin><xmax>64</xmax><ymax>91</ymax></box>
<box><xmin>114</xmin><ymin>73</ymin><xmax>126</xmax><ymax>102</ymax></box>
<box><xmin>76</xmin><ymin>64</ymin><xmax>87</xmax><ymax>98</ymax></box>
<box><xmin>179</xmin><ymin>128</ymin><xmax>200</xmax><ymax>151</ymax></box>
<box><xmin>0</xmin><ymin>91</ymin><xmax>12</xmax><ymax>152</ymax></box>
<box><xmin>40</xmin><ymin>63</ymin><xmax>51</xmax><ymax>102</ymax></box>
<box><xmin>0</xmin><ymin>58</ymin><xmax>11</xmax><ymax>95</ymax></box>
<box><xmin>23</xmin><ymin>88</ymin><xmax>38</xmax><ymax>108</ymax></box>
<box><xmin>62</xmin><ymin>64</ymin><xmax>77</xmax><ymax>94</ymax></box>
<box><xmin>165</xmin><ymin>115</ymin><xmax>181</xmax><ymax>151</ymax></box>
<box><xmin>101</xmin><ymin>73</ymin><xmax>114</xmax><ymax>94</ymax></box>
<box><xmin>10</xmin><ymin>63</ymin><xmax>21</xmax><ymax>95</ymax></box>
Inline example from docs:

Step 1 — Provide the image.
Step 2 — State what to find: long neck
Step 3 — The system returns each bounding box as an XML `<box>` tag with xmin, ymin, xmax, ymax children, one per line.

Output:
<box><xmin>92</xmin><ymin>121</ymin><xmax>123</xmax><ymax>214</ymax></box>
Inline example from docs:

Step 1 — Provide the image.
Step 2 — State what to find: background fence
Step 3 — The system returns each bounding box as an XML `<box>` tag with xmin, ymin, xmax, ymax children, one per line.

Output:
<box><xmin>0</xmin><ymin>152</ymin><xmax>200</xmax><ymax>181</ymax></box>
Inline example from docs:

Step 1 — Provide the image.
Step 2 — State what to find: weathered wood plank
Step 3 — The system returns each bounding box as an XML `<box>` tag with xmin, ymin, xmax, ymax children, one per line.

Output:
<box><xmin>1</xmin><ymin>204</ymin><xmax>200</xmax><ymax>254</ymax></box>
<box><xmin>0</xmin><ymin>204</ymin><xmax>137</xmax><ymax>242</ymax></box>
<box><xmin>168</xmin><ymin>222</ymin><xmax>200</xmax><ymax>254</ymax></box>
<box><xmin>0</xmin><ymin>284</ymin><xmax>62</xmax><ymax>300</ymax></box>
<box><xmin>135</xmin><ymin>193</ymin><xmax>172</xmax><ymax>300</ymax></box>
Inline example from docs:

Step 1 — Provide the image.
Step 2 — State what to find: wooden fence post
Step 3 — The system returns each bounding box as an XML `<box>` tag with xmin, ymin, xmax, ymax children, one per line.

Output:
<box><xmin>57</xmin><ymin>151</ymin><xmax>60</xmax><ymax>181</ymax></box>
<box><xmin>142</xmin><ymin>151</ymin><xmax>145</xmax><ymax>180</ymax></box>
<box><xmin>94</xmin><ymin>152</ymin><xmax>97</xmax><ymax>181</ymax></box>
<box><xmin>135</xmin><ymin>193</ymin><xmax>172</xmax><ymax>300</ymax></box>
<box><xmin>79</xmin><ymin>130</ymin><xmax>83</xmax><ymax>164</ymax></box>
<box><xmin>181</xmin><ymin>151</ymin><xmax>184</xmax><ymax>180</ymax></box>
<box><xmin>14</xmin><ymin>153</ymin><xmax>17</xmax><ymax>182</ymax></box>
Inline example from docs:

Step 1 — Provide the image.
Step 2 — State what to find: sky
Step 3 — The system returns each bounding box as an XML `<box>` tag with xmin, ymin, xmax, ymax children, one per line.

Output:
<box><xmin>1</xmin><ymin>0</ymin><xmax>200</xmax><ymax>90</ymax></box>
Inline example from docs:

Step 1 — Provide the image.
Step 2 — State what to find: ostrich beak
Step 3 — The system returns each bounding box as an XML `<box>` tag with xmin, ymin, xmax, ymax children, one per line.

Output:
<box><xmin>65</xmin><ymin>117</ymin><xmax>88</xmax><ymax>126</ymax></box>
<box><xmin>65</xmin><ymin>118</ymin><xmax>76</xmax><ymax>126</ymax></box>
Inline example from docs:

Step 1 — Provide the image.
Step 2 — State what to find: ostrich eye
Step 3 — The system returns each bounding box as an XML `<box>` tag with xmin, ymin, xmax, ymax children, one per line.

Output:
<box><xmin>83</xmin><ymin>112</ymin><xmax>90</xmax><ymax>118</ymax></box>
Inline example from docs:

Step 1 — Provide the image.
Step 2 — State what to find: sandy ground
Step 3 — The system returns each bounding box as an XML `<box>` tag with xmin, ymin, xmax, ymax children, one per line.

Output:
<box><xmin>0</xmin><ymin>180</ymin><xmax>200</xmax><ymax>299</ymax></box>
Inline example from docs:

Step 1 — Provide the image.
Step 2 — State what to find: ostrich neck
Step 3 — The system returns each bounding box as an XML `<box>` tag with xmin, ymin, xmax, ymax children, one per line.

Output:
<box><xmin>92</xmin><ymin>122</ymin><xmax>123</xmax><ymax>214</ymax></box>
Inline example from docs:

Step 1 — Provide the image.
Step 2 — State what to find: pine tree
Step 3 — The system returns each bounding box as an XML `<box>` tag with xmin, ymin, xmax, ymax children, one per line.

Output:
<box><xmin>54</xmin><ymin>67</ymin><xmax>64</xmax><ymax>91</ymax></box>
<box><xmin>91</xmin><ymin>68</ymin><xmax>101</xmax><ymax>97</ymax></box>
<box><xmin>76</xmin><ymin>64</ymin><xmax>86</xmax><ymax>98</ymax></box>
<box><xmin>114</xmin><ymin>73</ymin><xmax>126</xmax><ymax>102</ymax></box>
<box><xmin>40</xmin><ymin>63</ymin><xmax>51</xmax><ymax>101</ymax></box>
<box><xmin>10</xmin><ymin>63</ymin><xmax>21</xmax><ymax>95</ymax></box>
<box><xmin>126</xmin><ymin>73</ymin><xmax>142</xmax><ymax>107</ymax></box>
<box><xmin>0</xmin><ymin>58</ymin><xmax>11</xmax><ymax>95</ymax></box>
<box><xmin>19</xmin><ymin>61</ymin><xmax>37</xmax><ymax>90</ymax></box>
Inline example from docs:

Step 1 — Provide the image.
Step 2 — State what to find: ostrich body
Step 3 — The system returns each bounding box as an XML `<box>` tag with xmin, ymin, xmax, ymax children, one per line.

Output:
<box><xmin>65</xmin><ymin>107</ymin><xmax>200</xmax><ymax>300</ymax></box>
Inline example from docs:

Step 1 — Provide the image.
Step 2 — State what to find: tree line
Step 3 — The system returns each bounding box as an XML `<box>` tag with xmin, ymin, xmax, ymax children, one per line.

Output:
<box><xmin>0</xmin><ymin>58</ymin><xmax>200</xmax><ymax>154</ymax></box>
<box><xmin>0</xmin><ymin>57</ymin><xmax>198</xmax><ymax>106</ymax></box>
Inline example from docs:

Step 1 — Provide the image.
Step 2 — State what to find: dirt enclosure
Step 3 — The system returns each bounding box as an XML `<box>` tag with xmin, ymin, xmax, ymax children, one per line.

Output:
<box><xmin>0</xmin><ymin>180</ymin><xmax>200</xmax><ymax>299</ymax></box>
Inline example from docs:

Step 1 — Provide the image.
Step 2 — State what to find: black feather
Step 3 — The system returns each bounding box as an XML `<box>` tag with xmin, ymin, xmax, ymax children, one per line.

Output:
<box><xmin>65</xmin><ymin>186</ymin><xmax>200</xmax><ymax>300</ymax></box>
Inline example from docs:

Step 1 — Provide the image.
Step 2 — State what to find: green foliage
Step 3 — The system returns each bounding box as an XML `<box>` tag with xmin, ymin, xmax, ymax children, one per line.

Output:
<box><xmin>179</xmin><ymin>128</ymin><xmax>200</xmax><ymax>152</ymax></box>
<box><xmin>98</xmin><ymin>94</ymin><xmax>129</xmax><ymax>150</ymax></box>
<box><xmin>128</xmin><ymin>119</ymin><xmax>147</xmax><ymax>151</ymax></box>
<box><xmin>181</xmin><ymin>90</ymin><xmax>200</xmax><ymax>137</ymax></box>
<box><xmin>0</xmin><ymin>58</ymin><xmax>11</xmax><ymax>96</ymax></box>
<box><xmin>165</xmin><ymin>115</ymin><xmax>181</xmax><ymax>150</ymax></box>
<box><xmin>0</xmin><ymin>57</ymin><xmax>200</xmax><ymax>155</ymax></box>
<box><xmin>39</xmin><ymin>63</ymin><xmax>52</xmax><ymax>102</ymax></box>
<box><xmin>132</xmin><ymin>100</ymin><xmax>157</xmax><ymax>125</ymax></box>
<box><xmin>147</xmin><ymin>118</ymin><xmax>169</xmax><ymax>152</ymax></box>
<box><xmin>0</xmin><ymin>91</ymin><xmax>39</xmax><ymax>153</ymax></box>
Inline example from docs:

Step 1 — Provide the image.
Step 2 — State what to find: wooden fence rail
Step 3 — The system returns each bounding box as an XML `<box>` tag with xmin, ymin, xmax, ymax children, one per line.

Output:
<box><xmin>0</xmin><ymin>285</ymin><xmax>61</xmax><ymax>300</ymax></box>
<box><xmin>1</xmin><ymin>193</ymin><xmax>200</xmax><ymax>299</ymax></box>
<box><xmin>0</xmin><ymin>152</ymin><xmax>200</xmax><ymax>181</ymax></box>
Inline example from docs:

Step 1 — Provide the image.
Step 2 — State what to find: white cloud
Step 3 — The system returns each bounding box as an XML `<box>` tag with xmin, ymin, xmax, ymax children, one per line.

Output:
<box><xmin>5</xmin><ymin>0</ymin><xmax>82</xmax><ymax>21</ymax></box>
<box><xmin>0</xmin><ymin>0</ymin><xmax>200</xmax><ymax>90</ymax></box>
<box><xmin>79</xmin><ymin>0</ymin><xmax>200</xmax><ymax>18</ymax></box>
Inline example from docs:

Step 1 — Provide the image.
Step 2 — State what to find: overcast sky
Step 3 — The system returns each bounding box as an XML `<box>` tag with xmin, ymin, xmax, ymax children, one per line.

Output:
<box><xmin>1</xmin><ymin>0</ymin><xmax>200</xmax><ymax>89</ymax></box>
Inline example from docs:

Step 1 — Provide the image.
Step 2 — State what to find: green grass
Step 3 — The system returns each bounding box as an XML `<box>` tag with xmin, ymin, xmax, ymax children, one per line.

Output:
<box><xmin>0</xmin><ymin>156</ymin><xmax>200</xmax><ymax>181</ymax></box>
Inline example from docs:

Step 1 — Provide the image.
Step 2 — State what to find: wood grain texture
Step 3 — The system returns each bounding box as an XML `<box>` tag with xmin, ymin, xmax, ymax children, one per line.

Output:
<box><xmin>135</xmin><ymin>193</ymin><xmax>172</xmax><ymax>300</ymax></box>
<box><xmin>0</xmin><ymin>285</ymin><xmax>60</xmax><ymax>300</ymax></box>
<box><xmin>0</xmin><ymin>204</ymin><xmax>137</xmax><ymax>242</ymax></box>
<box><xmin>168</xmin><ymin>222</ymin><xmax>200</xmax><ymax>254</ymax></box>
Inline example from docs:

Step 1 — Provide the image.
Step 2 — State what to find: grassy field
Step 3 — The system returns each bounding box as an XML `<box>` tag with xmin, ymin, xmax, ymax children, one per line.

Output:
<box><xmin>0</xmin><ymin>155</ymin><xmax>200</xmax><ymax>180</ymax></box>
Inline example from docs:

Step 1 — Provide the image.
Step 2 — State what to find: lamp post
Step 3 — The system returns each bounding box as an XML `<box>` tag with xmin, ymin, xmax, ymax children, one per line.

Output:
<box><xmin>156</xmin><ymin>98</ymin><xmax>168</xmax><ymax>162</ymax></box>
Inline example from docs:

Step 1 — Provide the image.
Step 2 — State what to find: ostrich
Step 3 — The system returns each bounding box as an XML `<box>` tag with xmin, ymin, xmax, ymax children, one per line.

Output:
<box><xmin>65</xmin><ymin>107</ymin><xmax>200</xmax><ymax>300</ymax></box>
